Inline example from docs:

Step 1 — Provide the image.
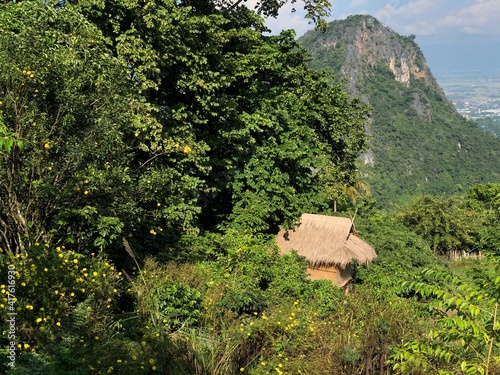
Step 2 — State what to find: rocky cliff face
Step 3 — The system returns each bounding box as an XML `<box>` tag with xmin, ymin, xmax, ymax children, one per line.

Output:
<box><xmin>299</xmin><ymin>15</ymin><xmax>500</xmax><ymax>204</ymax></box>
<box><xmin>347</xmin><ymin>16</ymin><xmax>427</xmax><ymax>86</ymax></box>
<box><xmin>301</xmin><ymin>15</ymin><xmax>441</xmax><ymax>96</ymax></box>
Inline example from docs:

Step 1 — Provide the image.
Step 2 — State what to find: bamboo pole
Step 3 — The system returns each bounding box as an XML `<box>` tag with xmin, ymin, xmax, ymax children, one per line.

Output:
<box><xmin>485</xmin><ymin>302</ymin><xmax>498</xmax><ymax>375</ymax></box>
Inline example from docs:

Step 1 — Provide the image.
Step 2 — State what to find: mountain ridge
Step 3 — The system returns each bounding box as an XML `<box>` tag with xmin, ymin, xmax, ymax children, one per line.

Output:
<box><xmin>299</xmin><ymin>14</ymin><xmax>500</xmax><ymax>205</ymax></box>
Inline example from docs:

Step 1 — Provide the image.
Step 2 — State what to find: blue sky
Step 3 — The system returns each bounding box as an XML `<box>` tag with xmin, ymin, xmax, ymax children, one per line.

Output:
<box><xmin>248</xmin><ymin>0</ymin><xmax>500</xmax><ymax>72</ymax></box>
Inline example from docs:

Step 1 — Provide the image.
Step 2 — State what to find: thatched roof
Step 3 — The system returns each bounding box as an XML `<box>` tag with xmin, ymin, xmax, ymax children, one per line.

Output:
<box><xmin>276</xmin><ymin>214</ymin><xmax>376</xmax><ymax>268</ymax></box>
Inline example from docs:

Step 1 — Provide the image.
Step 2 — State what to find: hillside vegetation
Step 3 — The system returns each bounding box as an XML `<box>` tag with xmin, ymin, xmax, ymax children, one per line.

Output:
<box><xmin>476</xmin><ymin>117</ymin><xmax>500</xmax><ymax>137</ymax></box>
<box><xmin>299</xmin><ymin>15</ymin><xmax>500</xmax><ymax>205</ymax></box>
<box><xmin>0</xmin><ymin>3</ymin><xmax>499</xmax><ymax>375</ymax></box>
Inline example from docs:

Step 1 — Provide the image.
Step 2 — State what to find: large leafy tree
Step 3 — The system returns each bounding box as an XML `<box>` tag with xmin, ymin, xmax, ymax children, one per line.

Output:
<box><xmin>465</xmin><ymin>183</ymin><xmax>500</xmax><ymax>254</ymax></box>
<box><xmin>0</xmin><ymin>2</ymin><xmax>137</xmax><ymax>253</ymax></box>
<box><xmin>398</xmin><ymin>195</ymin><xmax>479</xmax><ymax>256</ymax></box>
<box><xmin>71</xmin><ymin>0</ymin><xmax>369</xmax><ymax>232</ymax></box>
<box><xmin>0</xmin><ymin>1</ymin><xmax>209</xmax><ymax>254</ymax></box>
<box><xmin>0</xmin><ymin>0</ymin><xmax>369</xmax><ymax>256</ymax></box>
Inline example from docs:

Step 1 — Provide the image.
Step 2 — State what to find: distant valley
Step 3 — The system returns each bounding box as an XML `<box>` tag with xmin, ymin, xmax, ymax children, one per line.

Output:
<box><xmin>435</xmin><ymin>70</ymin><xmax>500</xmax><ymax>137</ymax></box>
<box><xmin>435</xmin><ymin>70</ymin><xmax>500</xmax><ymax>120</ymax></box>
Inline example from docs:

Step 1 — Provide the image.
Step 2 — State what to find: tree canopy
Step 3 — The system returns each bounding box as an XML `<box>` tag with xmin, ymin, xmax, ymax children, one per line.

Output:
<box><xmin>0</xmin><ymin>0</ymin><xmax>368</xmax><ymax>256</ymax></box>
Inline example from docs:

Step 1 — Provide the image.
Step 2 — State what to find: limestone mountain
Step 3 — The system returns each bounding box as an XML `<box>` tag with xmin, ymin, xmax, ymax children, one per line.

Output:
<box><xmin>299</xmin><ymin>15</ymin><xmax>500</xmax><ymax>205</ymax></box>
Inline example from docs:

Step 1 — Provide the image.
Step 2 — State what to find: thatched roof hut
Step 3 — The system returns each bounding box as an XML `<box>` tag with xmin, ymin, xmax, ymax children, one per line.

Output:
<box><xmin>276</xmin><ymin>214</ymin><xmax>376</xmax><ymax>286</ymax></box>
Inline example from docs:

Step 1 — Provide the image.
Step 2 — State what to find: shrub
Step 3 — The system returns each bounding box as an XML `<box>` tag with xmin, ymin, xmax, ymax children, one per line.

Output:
<box><xmin>0</xmin><ymin>243</ymin><xmax>161</xmax><ymax>374</ymax></box>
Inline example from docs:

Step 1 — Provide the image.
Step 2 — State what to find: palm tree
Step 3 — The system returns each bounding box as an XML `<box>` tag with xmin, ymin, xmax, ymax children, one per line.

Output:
<box><xmin>334</xmin><ymin>179</ymin><xmax>371</xmax><ymax>212</ymax></box>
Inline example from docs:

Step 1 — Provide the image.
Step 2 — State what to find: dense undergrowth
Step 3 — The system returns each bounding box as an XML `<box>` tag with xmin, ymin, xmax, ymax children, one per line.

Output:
<box><xmin>1</xmin><ymin>184</ymin><xmax>499</xmax><ymax>374</ymax></box>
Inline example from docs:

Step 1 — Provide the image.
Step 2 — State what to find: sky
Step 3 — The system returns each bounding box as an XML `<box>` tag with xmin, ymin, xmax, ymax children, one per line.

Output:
<box><xmin>248</xmin><ymin>0</ymin><xmax>500</xmax><ymax>72</ymax></box>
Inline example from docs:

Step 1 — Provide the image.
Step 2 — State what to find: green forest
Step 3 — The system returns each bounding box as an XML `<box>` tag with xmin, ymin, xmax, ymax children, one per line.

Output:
<box><xmin>0</xmin><ymin>1</ymin><xmax>499</xmax><ymax>374</ymax></box>
<box><xmin>476</xmin><ymin>117</ymin><xmax>500</xmax><ymax>138</ymax></box>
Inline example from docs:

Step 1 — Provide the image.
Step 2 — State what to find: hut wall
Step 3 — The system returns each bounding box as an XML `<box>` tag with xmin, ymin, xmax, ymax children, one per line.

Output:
<box><xmin>307</xmin><ymin>264</ymin><xmax>354</xmax><ymax>287</ymax></box>
<box><xmin>307</xmin><ymin>266</ymin><xmax>339</xmax><ymax>282</ymax></box>
<box><xmin>338</xmin><ymin>265</ymin><xmax>354</xmax><ymax>287</ymax></box>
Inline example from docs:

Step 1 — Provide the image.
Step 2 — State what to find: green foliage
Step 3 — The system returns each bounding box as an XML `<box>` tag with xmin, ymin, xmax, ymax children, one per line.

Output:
<box><xmin>476</xmin><ymin>117</ymin><xmax>500</xmax><ymax>137</ymax></box>
<box><xmin>359</xmin><ymin>67</ymin><xmax>500</xmax><ymax>205</ymax></box>
<box><xmin>195</xmin><ymin>230</ymin><xmax>313</xmax><ymax>314</ymax></box>
<box><xmin>0</xmin><ymin>1</ymin><xmax>141</xmax><ymax>254</ymax></box>
<box><xmin>389</xmin><ymin>268</ymin><xmax>500</xmax><ymax>374</ymax></box>
<box><xmin>152</xmin><ymin>280</ymin><xmax>202</xmax><ymax>328</ymax></box>
<box><xmin>0</xmin><ymin>119</ymin><xmax>23</xmax><ymax>153</ymax></box>
<box><xmin>0</xmin><ymin>243</ymin><xmax>145</xmax><ymax>374</ymax></box>
<box><xmin>481</xmin><ymin>226</ymin><xmax>500</xmax><ymax>257</ymax></box>
<box><xmin>356</xmin><ymin>212</ymin><xmax>443</xmax><ymax>290</ymax></box>
<box><xmin>466</xmin><ymin>183</ymin><xmax>500</xmax><ymax>210</ymax></box>
<box><xmin>0</xmin><ymin>0</ymin><xmax>369</xmax><ymax>258</ymax></box>
<box><xmin>131</xmin><ymin>258</ymin><xmax>203</xmax><ymax>330</ymax></box>
<box><xmin>465</xmin><ymin>183</ymin><xmax>500</xmax><ymax>254</ymax></box>
<box><xmin>398</xmin><ymin>195</ymin><xmax>478</xmax><ymax>255</ymax></box>
<box><xmin>3</xmin><ymin>0</ymin><xmax>500</xmax><ymax>373</ymax></box>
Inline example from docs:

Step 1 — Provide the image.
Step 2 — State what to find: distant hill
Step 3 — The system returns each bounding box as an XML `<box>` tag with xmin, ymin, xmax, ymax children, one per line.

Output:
<box><xmin>476</xmin><ymin>117</ymin><xmax>500</xmax><ymax>138</ymax></box>
<box><xmin>299</xmin><ymin>15</ymin><xmax>500</xmax><ymax>205</ymax></box>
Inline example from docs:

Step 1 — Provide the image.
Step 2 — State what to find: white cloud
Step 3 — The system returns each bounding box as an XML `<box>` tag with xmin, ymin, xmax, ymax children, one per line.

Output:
<box><xmin>246</xmin><ymin>0</ymin><xmax>500</xmax><ymax>39</ymax></box>
<box><xmin>403</xmin><ymin>19</ymin><xmax>437</xmax><ymax>36</ymax></box>
<box><xmin>386</xmin><ymin>0</ymin><xmax>438</xmax><ymax>16</ymax></box>
<box><xmin>374</xmin><ymin>0</ymin><xmax>441</xmax><ymax>28</ymax></box>
<box><xmin>437</xmin><ymin>0</ymin><xmax>500</xmax><ymax>34</ymax></box>
<box><xmin>383</xmin><ymin>0</ymin><xmax>500</xmax><ymax>36</ymax></box>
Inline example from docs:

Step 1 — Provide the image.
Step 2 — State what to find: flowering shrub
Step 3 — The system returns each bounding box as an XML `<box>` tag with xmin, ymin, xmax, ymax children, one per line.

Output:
<box><xmin>0</xmin><ymin>243</ymin><xmax>120</xmax><ymax>341</ymax></box>
<box><xmin>0</xmin><ymin>244</ymin><xmax>159</xmax><ymax>374</ymax></box>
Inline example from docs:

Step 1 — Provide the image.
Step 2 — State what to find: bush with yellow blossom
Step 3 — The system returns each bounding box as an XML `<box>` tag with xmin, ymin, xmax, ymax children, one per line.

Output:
<box><xmin>0</xmin><ymin>243</ymin><xmax>159</xmax><ymax>374</ymax></box>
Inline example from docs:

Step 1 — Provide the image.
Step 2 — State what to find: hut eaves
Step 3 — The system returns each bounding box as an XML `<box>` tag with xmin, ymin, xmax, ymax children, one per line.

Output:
<box><xmin>276</xmin><ymin>213</ymin><xmax>376</xmax><ymax>268</ymax></box>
